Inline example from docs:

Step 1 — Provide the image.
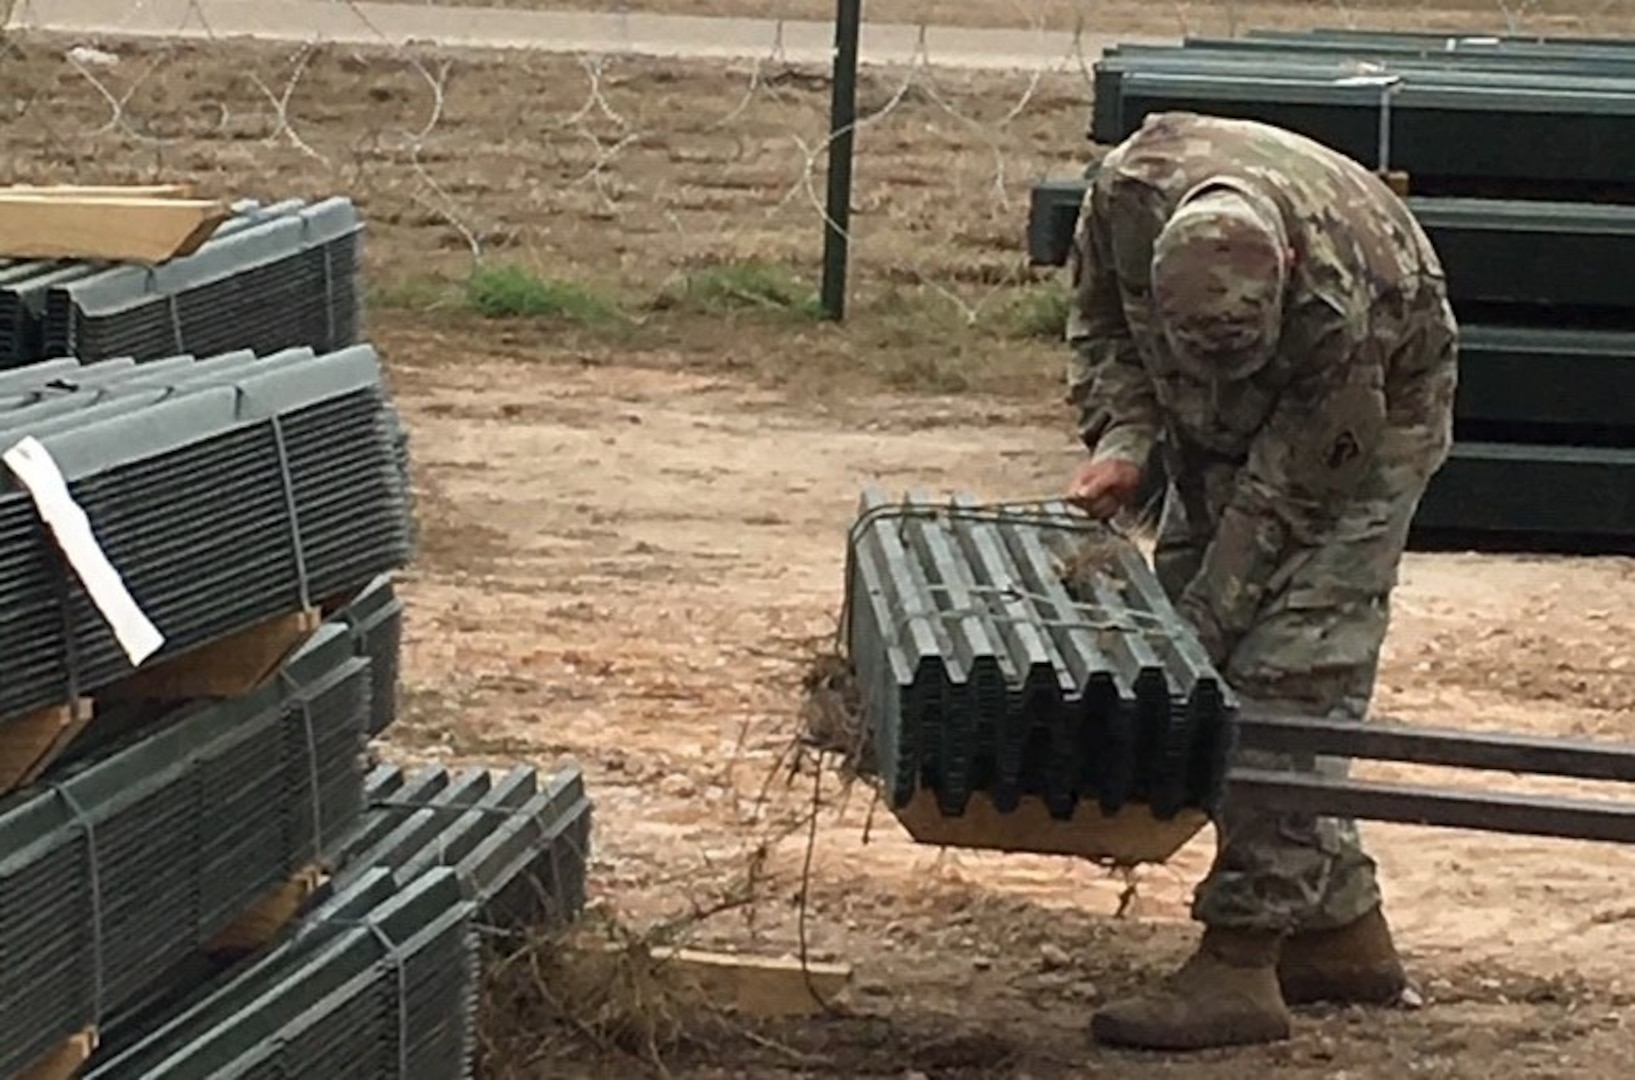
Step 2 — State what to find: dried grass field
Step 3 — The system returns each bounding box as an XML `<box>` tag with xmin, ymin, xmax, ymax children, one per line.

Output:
<box><xmin>438</xmin><ymin>0</ymin><xmax>1635</xmax><ymax>36</ymax></box>
<box><xmin>4</xmin><ymin>4</ymin><xmax>1635</xmax><ymax>1075</ymax></box>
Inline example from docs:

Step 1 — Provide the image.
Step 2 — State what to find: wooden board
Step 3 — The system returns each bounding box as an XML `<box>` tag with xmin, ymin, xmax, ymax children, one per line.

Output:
<box><xmin>101</xmin><ymin>607</ymin><xmax>322</xmax><ymax>703</ymax></box>
<box><xmin>646</xmin><ymin>947</ymin><xmax>852</xmax><ymax>1018</ymax></box>
<box><xmin>0</xmin><ymin>699</ymin><xmax>95</xmax><ymax>796</ymax></box>
<box><xmin>15</xmin><ymin>1027</ymin><xmax>97</xmax><ymax>1080</ymax></box>
<box><xmin>2</xmin><ymin>184</ymin><xmax>194</xmax><ymax>199</ymax></box>
<box><xmin>209</xmin><ymin>863</ymin><xmax>326</xmax><ymax>956</ymax></box>
<box><xmin>0</xmin><ymin>193</ymin><xmax>229</xmax><ymax>263</ymax></box>
<box><xmin>891</xmin><ymin>790</ymin><xmax>1209</xmax><ymax>866</ymax></box>
<box><xmin>1382</xmin><ymin>170</ymin><xmax>1411</xmax><ymax>197</ymax></box>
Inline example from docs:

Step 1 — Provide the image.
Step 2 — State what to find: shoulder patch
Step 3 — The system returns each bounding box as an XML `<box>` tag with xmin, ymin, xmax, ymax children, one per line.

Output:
<box><xmin>1297</xmin><ymin>383</ymin><xmax>1385</xmax><ymax>494</ymax></box>
<box><xmin>1325</xmin><ymin>428</ymin><xmax>1363</xmax><ymax>471</ymax></box>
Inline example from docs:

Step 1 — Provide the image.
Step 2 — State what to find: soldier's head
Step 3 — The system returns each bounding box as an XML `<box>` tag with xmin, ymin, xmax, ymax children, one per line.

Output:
<box><xmin>1150</xmin><ymin>182</ymin><xmax>1289</xmax><ymax>381</ymax></box>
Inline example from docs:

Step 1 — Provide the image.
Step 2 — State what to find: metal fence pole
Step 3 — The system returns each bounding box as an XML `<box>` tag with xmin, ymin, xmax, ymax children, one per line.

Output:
<box><xmin>821</xmin><ymin>0</ymin><xmax>862</xmax><ymax>321</ymax></box>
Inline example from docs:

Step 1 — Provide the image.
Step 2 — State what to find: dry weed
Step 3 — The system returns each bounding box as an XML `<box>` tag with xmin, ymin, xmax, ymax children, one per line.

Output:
<box><xmin>478</xmin><ymin>913</ymin><xmax>730</xmax><ymax>1077</ymax></box>
<box><xmin>797</xmin><ymin>648</ymin><xmax>873</xmax><ymax>781</ymax></box>
<box><xmin>476</xmin><ymin>668</ymin><xmax>863</xmax><ymax>1080</ymax></box>
<box><xmin>477</xmin><ymin>847</ymin><xmax>781</xmax><ymax>1078</ymax></box>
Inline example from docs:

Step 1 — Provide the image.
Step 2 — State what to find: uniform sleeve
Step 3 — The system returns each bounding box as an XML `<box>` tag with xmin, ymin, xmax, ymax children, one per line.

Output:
<box><xmin>1175</xmin><ymin>300</ymin><xmax>1387</xmax><ymax>667</ymax></box>
<box><xmin>1065</xmin><ymin>180</ymin><xmax>1162</xmax><ymax>465</ymax></box>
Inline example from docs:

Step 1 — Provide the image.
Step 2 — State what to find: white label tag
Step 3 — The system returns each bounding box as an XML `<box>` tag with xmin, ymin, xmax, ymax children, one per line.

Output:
<box><xmin>1333</xmin><ymin>74</ymin><xmax>1404</xmax><ymax>88</ymax></box>
<box><xmin>4</xmin><ymin>436</ymin><xmax>165</xmax><ymax>666</ymax></box>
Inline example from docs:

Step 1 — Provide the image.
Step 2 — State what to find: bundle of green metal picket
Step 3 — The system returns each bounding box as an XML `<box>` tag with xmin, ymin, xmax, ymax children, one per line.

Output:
<box><xmin>843</xmin><ymin>488</ymin><xmax>1236</xmax><ymax>823</ymax></box>
<box><xmin>0</xmin><ymin>197</ymin><xmax>362</xmax><ymax>370</ymax></box>
<box><xmin>83</xmin><ymin>762</ymin><xmax>594</xmax><ymax>1078</ymax></box>
<box><xmin>0</xmin><ymin>192</ymin><xmax>590</xmax><ymax>1080</ymax></box>
<box><xmin>1088</xmin><ymin>29</ymin><xmax>1635</xmax><ymax>200</ymax></box>
<box><xmin>0</xmin><ymin>623</ymin><xmax>372</xmax><ymax>1078</ymax></box>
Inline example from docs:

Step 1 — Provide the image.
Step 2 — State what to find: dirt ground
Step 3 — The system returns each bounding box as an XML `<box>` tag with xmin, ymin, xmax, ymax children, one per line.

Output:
<box><xmin>4</xmin><ymin>12</ymin><xmax>1635</xmax><ymax>1078</ymax></box>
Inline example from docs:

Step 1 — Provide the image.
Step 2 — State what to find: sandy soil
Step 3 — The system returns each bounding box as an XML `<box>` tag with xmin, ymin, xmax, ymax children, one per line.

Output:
<box><xmin>385</xmin><ymin>342</ymin><xmax>1635</xmax><ymax>1078</ymax></box>
<box><xmin>3</xmin><ymin>17</ymin><xmax>1634</xmax><ymax>1079</ymax></box>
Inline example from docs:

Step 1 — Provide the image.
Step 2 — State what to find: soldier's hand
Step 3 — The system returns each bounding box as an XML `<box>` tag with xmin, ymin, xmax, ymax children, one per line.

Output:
<box><xmin>1066</xmin><ymin>459</ymin><xmax>1143</xmax><ymax>519</ymax></box>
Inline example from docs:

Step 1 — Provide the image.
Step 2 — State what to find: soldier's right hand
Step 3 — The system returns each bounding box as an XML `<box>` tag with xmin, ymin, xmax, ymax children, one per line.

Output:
<box><xmin>1066</xmin><ymin>459</ymin><xmax>1143</xmax><ymax>520</ymax></box>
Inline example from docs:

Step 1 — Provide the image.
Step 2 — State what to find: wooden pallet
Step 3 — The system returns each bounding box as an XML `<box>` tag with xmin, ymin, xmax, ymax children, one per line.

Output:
<box><xmin>5</xmin><ymin>184</ymin><xmax>194</xmax><ymax>198</ymax></box>
<box><xmin>101</xmin><ymin>606</ymin><xmax>322</xmax><ymax>704</ymax></box>
<box><xmin>0</xmin><ymin>183</ymin><xmax>229</xmax><ymax>264</ymax></box>
<box><xmin>208</xmin><ymin>863</ymin><xmax>327</xmax><ymax>958</ymax></box>
<box><xmin>14</xmin><ymin>1027</ymin><xmax>97</xmax><ymax>1080</ymax></box>
<box><xmin>0</xmin><ymin>698</ymin><xmax>94</xmax><ymax>797</ymax></box>
<box><xmin>891</xmin><ymin>791</ymin><xmax>1209</xmax><ymax>866</ymax></box>
<box><xmin>0</xmin><ymin>606</ymin><xmax>322</xmax><ymax>797</ymax></box>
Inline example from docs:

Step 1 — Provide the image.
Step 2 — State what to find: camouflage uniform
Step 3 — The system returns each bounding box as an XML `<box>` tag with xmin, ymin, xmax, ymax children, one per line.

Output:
<box><xmin>1066</xmin><ymin>112</ymin><xmax>1459</xmax><ymax>936</ymax></box>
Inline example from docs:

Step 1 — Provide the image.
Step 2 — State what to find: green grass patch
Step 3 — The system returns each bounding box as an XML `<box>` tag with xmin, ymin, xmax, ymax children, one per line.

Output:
<box><xmin>366</xmin><ymin>265</ymin><xmax>1067</xmax><ymax>401</ymax></box>
<box><xmin>742</xmin><ymin>281</ymin><xmax>1064</xmax><ymax>397</ymax></box>
<box><xmin>464</xmin><ymin>264</ymin><xmax>626</xmax><ymax>325</ymax></box>
<box><xmin>657</xmin><ymin>260</ymin><xmax>821</xmax><ymax>319</ymax></box>
<box><xmin>999</xmin><ymin>283</ymin><xmax>1071</xmax><ymax>342</ymax></box>
<box><xmin>368</xmin><ymin>274</ymin><xmax>462</xmax><ymax>312</ymax></box>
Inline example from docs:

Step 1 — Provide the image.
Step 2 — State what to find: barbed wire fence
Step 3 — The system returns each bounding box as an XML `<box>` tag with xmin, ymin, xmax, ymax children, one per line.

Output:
<box><xmin>2</xmin><ymin>0</ymin><xmax>1634</xmax><ymax>338</ymax></box>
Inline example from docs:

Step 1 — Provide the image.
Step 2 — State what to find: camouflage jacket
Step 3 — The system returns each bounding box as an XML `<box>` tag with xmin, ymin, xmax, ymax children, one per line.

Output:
<box><xmin>1065</xmin><ymin>112</ymin><xmax>1459</xmax><ymax>663</ymax></box>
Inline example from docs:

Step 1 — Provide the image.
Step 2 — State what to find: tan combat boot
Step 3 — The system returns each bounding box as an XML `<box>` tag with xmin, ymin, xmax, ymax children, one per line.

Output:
<box><xmin>1277</xmin><ymin>905</ymin><xmax>1407</xmax><ymax>1007</ymax></box>
<box><xmin>1089</xmin><ymin>928</ymin><xmax>1292</xmax><ymax>1051</ymax></box>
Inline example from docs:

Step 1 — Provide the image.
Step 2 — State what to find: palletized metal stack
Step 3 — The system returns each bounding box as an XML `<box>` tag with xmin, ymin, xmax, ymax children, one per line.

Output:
<box><xmin>0</xmin><ymin>318</ymin><xmax>419</xmax><ymax>1071</ymax></box>
<box><xmin>330</xmin><ymin>573</ymin><xmax>407</xmax><ymax>738</ymax></box>
<box><xmin>1027</xmin><ymin>27</ymin><xmax>1635</xmax><ymax>554</ymax></box>
<box><xmin>1086</xmin><ymin>31</ymin><xmax>1635</xmax><ymax>202</ymax></box>
<box><xmin>843</xmin><ymin>488</ymin><xmax>1236</xmax><ymax>823</ymax></box>
<box><xmin>0</xmin><ymin>345</ymin><xmax>415</xmax><ymax>719</ymax></box>
<box><xmin>1404</xmin><ymin>196</ymin><xmax>1635</xmax><ymax>550</ymax></box>
<box><xmin>83</xmin><ymin>868</ymin><xmax>480</xmax><ymax>1079</ymax></box>
<box><xmin>0</xmin><ymin>197</ymin><xmax>363</xmax><ymax>369</ymax></box>
<box><xmin>331</xmin><ymin>763</ymin><xmax>593</xmax><ymax>931</ymax></box>
<box><xmin>80</xmin><ymin>763</ymin><xmax>594</xmax><ymax>1078</ymax></box>
<box><xmin>0</xmin><ymin>191</ymin><xmax>594</xmax><ymax>1079</ymax></box>
<box><xmin>0</xmin><ymin>623</ymin><xmax>372</xmax><ymax>1079</ymax></box>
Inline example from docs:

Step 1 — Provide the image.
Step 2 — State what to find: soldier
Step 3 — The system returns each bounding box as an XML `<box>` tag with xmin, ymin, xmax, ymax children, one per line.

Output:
<box><xmin>1062</xmin><ymin>111</ymin><xmax>1459</xmax><ymax>1051</ymax></box>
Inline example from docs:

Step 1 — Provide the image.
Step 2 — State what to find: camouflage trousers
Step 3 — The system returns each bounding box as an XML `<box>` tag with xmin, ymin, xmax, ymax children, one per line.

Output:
<box><xmin>1154</xmin><ymin>426</ymin><xmax>1449</xmax><ymax>934</ymax></box>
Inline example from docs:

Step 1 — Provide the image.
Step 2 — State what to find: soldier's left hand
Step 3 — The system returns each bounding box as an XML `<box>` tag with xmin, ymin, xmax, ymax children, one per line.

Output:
<box><xmin>1066</xmin><ymin>459</ymin><xmax>1143</xmax><ymax>519</ymax></box>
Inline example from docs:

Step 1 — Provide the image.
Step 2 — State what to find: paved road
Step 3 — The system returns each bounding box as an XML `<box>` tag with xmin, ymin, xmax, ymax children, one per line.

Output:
<box><xmin>5</xmin><ymin>0</ymin><xmax>1160</xmax><ymax>69</ymax></box>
